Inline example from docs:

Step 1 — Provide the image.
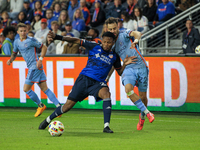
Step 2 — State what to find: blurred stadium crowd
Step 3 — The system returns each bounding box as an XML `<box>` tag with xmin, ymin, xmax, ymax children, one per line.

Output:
<box><xmin>0</xmin><ymin>0</ymin><xmax>199</xmax><ymax>55</ymax></box>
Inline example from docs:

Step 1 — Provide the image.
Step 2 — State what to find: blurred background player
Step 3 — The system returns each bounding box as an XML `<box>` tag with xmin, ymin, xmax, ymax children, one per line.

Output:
<box><xmin>39</xmin><ymin>31</ymin><xmax>136</xmax><ymax>133</ymax></box>
<box><xmin>105</xmin><ymin>17</ymin><xmax>154</xmax><ymax>130</ymax></box>
<box><xmin>1</xmin><ymin>26</ymin><xmax>16</xmax><ymax>55</ymax></box>
<box><xmin>7</xmin><ymin>23</ymin><xmax>61</xmax><ymax>117</ymax></box>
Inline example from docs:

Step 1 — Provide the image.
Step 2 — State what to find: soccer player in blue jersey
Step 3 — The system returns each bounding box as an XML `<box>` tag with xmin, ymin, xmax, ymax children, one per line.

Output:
<box><xmin>105</xmin><ymin>17</ymin><xmax>155</xmax><ymax>130</ymax></box>
<box><xmin>39</xmin><ymin>31</ymin><xmax>136</xmax><ymax>133</ymax></box>
<box><xmin>7</xmin><ymin>23</ymin><xmax>61</xmax><ymax>117</ymax></box>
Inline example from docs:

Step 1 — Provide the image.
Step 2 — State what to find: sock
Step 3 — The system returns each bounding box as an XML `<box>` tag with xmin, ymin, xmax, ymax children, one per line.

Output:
<box><xmin>104</xmin><ymin>122</ymin><xmax>109</xmax><ymax>128</ymax></box>
<box><xmin>26</xmin><ymin>90</ymin><xmax>41</xmax><ymax>105</ymax></box>
<box><xmin>141</xmin><ymin>111</ymin><xmax>145</xmax><ymax>120</ymax></box>
<box><xmin>38</xmin><ymin>102</ymin><xmax>44</xmax><ymax>108</ymax></box>
<box><xmin>44</xmin><ymin>89</ymin><xmax>60</xmax><ymax>106</ymax></box>
<box><xmin>134</xmin><ymin>99</ymin><xmax>149</xmax><ymax>114</ymax></box>
<box><xmin>47</xmin><ymin>105</ymin><xmax>63</xmax><ymax>123</ymax></box>
<box><xmin>103</xmin><ymin>98</ymin><xmax>111</xmax><ymax>125</ymax></box>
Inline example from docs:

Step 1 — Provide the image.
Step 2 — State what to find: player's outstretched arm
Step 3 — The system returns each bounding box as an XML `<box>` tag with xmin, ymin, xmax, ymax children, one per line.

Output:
<box><xmin>116</xmin><ymin>55</ymin><xmax>137</xmax><ymax>76</ymax></box>
<box><xmin>130</xmin><ymin>31</ymin><xmax>142</xmax><ymax>40</ymax></box>
<box><xmin>48</xmin><ymin>30</ymin><xmax>80</xmax><ymax>44</ymax></box>
<box><xmin>7</xmin><ymin>53</ymin><xmax>17</xmax><ymax>65</ymax></box>
<box><xmin>105</xmin><ymin>66</ymin><xmax>114</xmax><ymax>83</ymax></box>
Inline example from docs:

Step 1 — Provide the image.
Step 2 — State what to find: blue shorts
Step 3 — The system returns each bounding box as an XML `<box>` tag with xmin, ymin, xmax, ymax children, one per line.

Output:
<box><xmin>25</xmin><ymin>69</ymin><xmax>47</xmax><ymax>85</ymax></box>
<box><xmin>121</xmin><ymin>67</ymin><xmax>149</xmax><ymax>92</ymax></box>
<box><xmin>68</xmin><ymin>74</ymin><xmax>108</xmax><ymax>102</ymax></box>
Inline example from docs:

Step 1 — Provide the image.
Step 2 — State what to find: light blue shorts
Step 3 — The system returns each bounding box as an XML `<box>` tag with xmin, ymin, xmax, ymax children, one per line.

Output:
<box><xmin>121</xmin><ymin>67</ymin><xmax>149</xmax><ymax>92</ymax></box>
<box><xmin>25</xmin><ymin>69</ymin><xmax>47</xmax><ymax>85</ymax></box>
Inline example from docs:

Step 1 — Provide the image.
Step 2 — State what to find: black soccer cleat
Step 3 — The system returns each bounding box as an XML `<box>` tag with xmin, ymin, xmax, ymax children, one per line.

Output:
<box><xmin>103</xmin><ymin>126</ymin><xmax>114</xmax><ymax>133</ymax></box>
<box><xmin>38</xmin><ymin>119</ymin><xmax>50</xmax><ymax>130</ymax></box>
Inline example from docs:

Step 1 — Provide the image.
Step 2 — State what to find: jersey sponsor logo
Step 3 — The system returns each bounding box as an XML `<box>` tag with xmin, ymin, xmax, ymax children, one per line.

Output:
<box><xmin>100</xmin><ymin>82</ymin><xmax>107</xmax><ymax>86</ymax></box>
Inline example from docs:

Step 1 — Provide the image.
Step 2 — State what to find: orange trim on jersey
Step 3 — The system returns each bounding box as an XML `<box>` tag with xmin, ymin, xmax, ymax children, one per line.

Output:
<box><xmin>80</xmin><ymin>40</ymin><xmax>83</xmax><ymax>46</ymax></box>
<box><xmin>82</xmin><ymin>7</ymin><xmax>91</xmax><ymax>25</ymax></box>
<box><xmin>130</xmin><ymin>39</ymin><xmax>148</xmax><ymax>68</ymax></box>
<box><xmin>115</xmin><ymin>66</ymin><xmax>122</xmax><ymax>70</ymax></box>
<box><xmin>13</xmin><ymin>51</ymin><xmax>17</xmax><ymax>53</ymax></box>
<box><xmin>40</xmin><ymin>80</ymin><xmax>46</xmax><ymax>82</ymax></box>
<box><xmin>39</xmin><ymin>44</ymin><xmax>43</xmax><ymax>49</ymax></box>
<box><xmin>34</xmin><ymin>47</ymin><xmax>38</xmax><ymax>61</ymax></box>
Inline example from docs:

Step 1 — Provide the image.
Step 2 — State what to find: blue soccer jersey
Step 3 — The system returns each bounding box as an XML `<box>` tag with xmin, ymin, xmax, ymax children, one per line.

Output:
<box><xmin>80</xmin><ymin>39</ymin><xmax>122</xmax><ymax>82</ymax></box>
<box><xmin>114</xmin><ymin>30</ymin><xmax>147</xmax><ymax>69</ymax></box>
<box><xmin>156</xmin><ymin>1</ymin><xmax>175</xmax><ymax>21</ymax></box>
<box><xmin>13</xmin><ymin>36</ymin><xmax>43</xmax><ymax>70</ymax></box>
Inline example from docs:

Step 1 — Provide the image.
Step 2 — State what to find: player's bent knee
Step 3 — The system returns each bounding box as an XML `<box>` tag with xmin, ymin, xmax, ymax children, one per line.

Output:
<box><xmin>127</xmin><ymin>90</ymin><xmax>134</xmax><ymax>97</ymax></box>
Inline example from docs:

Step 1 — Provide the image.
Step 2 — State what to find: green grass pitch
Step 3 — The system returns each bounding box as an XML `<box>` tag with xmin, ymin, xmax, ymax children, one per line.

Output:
<box><xmin>0</xmin><ymin>108</ymin><xmax>200</xmax><ymax>150</ymax></box>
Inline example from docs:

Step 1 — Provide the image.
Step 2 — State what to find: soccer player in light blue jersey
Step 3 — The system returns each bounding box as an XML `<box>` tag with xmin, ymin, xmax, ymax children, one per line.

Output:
<box><xmin>105</xmin><ymin>17</ymin><xmax>155</xmax><ymax>130</ymax></box>
<box><xmin>38</xmin><ymin>31</ymin><xmax>136</xmax><ymax>133</ymax></box>
<box><xmin>7</xmin><ymin>23</ymin><xmax>61</xmax><ymax>117</ymax></box>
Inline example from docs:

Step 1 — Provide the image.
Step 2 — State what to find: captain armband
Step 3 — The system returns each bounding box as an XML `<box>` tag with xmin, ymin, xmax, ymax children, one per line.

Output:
<box><xmin>127</xmin><ymin>90</ymin><xmax>134</xmax><ymax>96</ymax></box>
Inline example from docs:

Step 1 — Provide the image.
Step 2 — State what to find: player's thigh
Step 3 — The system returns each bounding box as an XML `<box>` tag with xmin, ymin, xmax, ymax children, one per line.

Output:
<box><xmin>23</xmin><ymin>84</ymin><xmax>33</xmax><ymax>92</ymax></box>
<box><xmin>68</xmin><ymin>75</ymin><xmax>88</xmax><ymax>102</ymax></box>
<box><xmin>122</xmin><ymin>68</ymin><xmax>137</xmax><ymax>91</ymax></box>
<box><xmin>137</xmin><ymin>68</ymin><xmax>148</xmax><ymax>92</ymax></box>
<box><xmin>98</xmin><ymin>87</ymin><xmax>110</xmax><ymax>99</ymax></box>
<box><xmin>88</xmin><ymin>81</ymin><xmax>109</xmax><ymax>101</ymax></box>
<box><xmin>37</xmin><ymin>81</ymin><xmax>48</xmax><ymax>92</ymax></box>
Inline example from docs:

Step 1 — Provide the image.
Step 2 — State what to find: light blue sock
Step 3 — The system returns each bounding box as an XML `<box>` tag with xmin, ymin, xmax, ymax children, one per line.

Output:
<box><xmin>44</xmin><ymin>89</ymin><xmax>60</xmax><ymax>106</ymax></box>
<box><xmin>134</xmin><ymin>99</ymin><xmax>147</xmax><ymax>112</ymax></box>
<box><xmin>26</xmin><ymin>90</ymin><xmax>41</xmax><ymax>105</ymax></box>
<box><xmin>141</xmin><ymin>111</ymin><xmax>146</xmax><ymax>119</ymax></box>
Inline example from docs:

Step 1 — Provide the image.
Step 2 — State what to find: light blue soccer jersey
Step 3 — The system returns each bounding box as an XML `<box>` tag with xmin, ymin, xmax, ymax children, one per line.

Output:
<box><xmin>13</xmin><ymin>36</ymin><xmax>43</xmax><ymax>70</ymax></box>
<box><xmin>115</xmin><ymin>30</ymin><xmax>147</xmax><ymax>69</ymax></box>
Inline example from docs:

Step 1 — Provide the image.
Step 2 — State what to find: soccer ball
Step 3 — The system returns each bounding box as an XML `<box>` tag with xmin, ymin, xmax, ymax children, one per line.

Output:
<box><xmin>48</xmin><ymin>120</ymin><xmax>64</xmax><ymax>137</ymax></box>
<box><xmin>195</xmin><ymin>45</ymin><xmax>200</xmax><ymax>54</ymax></box>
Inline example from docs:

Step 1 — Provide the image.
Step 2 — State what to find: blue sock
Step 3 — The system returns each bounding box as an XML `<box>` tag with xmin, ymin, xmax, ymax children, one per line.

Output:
<box><xmin>26</xmin><ymin>90</ymin><xmax>41</xmax><ymax>105</ymax></box>
<box><xmin>141</xmin><ymin>111</ymin><xmax>145</xmax><ymax>117</ymax></box>
<box><xmin>103</xmin><ymin>99</ymin><xmax>111</xmax><ymax>124</ymax></box>
<box><xmin>134</xmin><ymin>99</ymin><xmax>147</xmax><ymax>112</ymax></box>
<box><xmin>48</xmin><ymin>105</ymin><xmax>63</xmax><ymax>121</ymax></box>
<box><xmin>44</xmin><ymin>89</ymin><xmax>60</xmax><ymax>106</ymax></box>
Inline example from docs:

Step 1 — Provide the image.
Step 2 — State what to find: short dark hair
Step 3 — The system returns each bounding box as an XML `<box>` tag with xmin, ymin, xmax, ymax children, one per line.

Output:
<box><xmin>90</xmin><ymin>28</ymin><xmax>99</xmax><ymax>37</ymax></box>
<box><xmin>3</xmin><ymin>26</ymin><xmax>16</xmax><ymax>37</ymax></box>
<box><xmin>105</xmin><ymin>17</ymin><xmax>118</xmax><ymax>25</ymax></box>
<box><xmin>102</xmin><ymin>32</ymin><xmax>115</xmax><ymax>40</ymax></box>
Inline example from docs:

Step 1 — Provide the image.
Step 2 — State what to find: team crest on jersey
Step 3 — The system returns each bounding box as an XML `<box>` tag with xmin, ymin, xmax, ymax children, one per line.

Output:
<box><xmin>24</xmin><ymin>43</ymin><xmax>28</xmax><ymax>47</ymax></box>
<box><xmin>119</xmin><ymin>40</ymin><xmax>123</xmax><ymax>46</ymax></box>
<box><xmin>109</xmin><ymin>54</ymin><xmax>113</xmax><ymax>59</ymax></box>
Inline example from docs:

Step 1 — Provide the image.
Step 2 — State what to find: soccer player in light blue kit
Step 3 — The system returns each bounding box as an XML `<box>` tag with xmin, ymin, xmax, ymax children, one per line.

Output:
<box><xmin>105</xmin><ymin>17</ymin><xmax>155</xmax><ymax>130</ymax></box>
<box><xmin>7</xmin><ymin>23</ymin><xmax>61</xmax><ymax>117</ymax></box>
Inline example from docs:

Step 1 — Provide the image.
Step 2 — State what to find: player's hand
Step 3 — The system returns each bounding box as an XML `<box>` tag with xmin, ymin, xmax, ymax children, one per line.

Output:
<box><xmin>7</xmin><ymin>59</ymin><xmax>11</xmax><ymax>65</ymax></box>
<box><xmin>124</xmin><ymin>55</ymin><xmax>137</xmax><ymax>65</ymax></box>
<box><xmin>48</xmin><ymin>30</ymin><xmax>56</xmax><ymax>39</ymax></box>
<box><xmin>130</xmin><ymin>39</ymin><xmax>139</xmax><ymax>49</ymax></box>
<box><xmin>37</xmin><ymin>60</ymin><xmax>42</xmax><ymax>69</ymax></box>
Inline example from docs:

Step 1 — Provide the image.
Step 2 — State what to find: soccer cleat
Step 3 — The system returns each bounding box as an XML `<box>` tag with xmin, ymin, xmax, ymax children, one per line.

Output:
<box><xmin>34</xmin><ymin>104</ymin><xmax>47</xmax><ymax>117</ymax></box>
<box><xmin>146</xmin><ymin>112</ymin><xmax>155</xmax><ymax>123</ymax></box>
<box><xmin>137</xmin><ymin>113</ymin><xmax>145</xmax><ymax>130</ymax></box>
<box><xmin>38</xmin><ymin>119</ymin><xmax>50</xmax><ymax>130</ymax></box>
<box><xmin>103</xmin><ymin>126</ymin><xmax>114</xmax><ymax>133</ymax></box>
